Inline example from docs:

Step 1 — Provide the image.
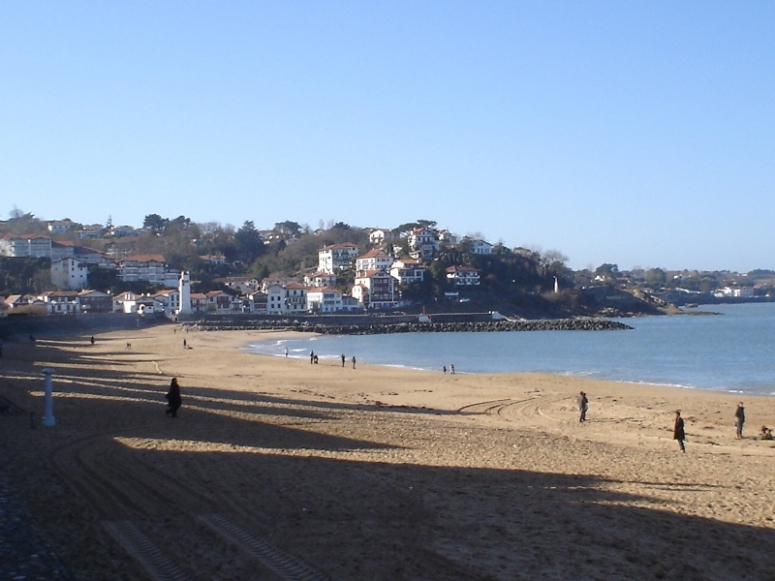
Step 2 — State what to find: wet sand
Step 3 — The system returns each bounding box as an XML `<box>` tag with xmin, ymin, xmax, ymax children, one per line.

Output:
<box><xmin>1</xmin><ymin>324</ymin><xmax>774</xmax><ymax>580</ymax></box>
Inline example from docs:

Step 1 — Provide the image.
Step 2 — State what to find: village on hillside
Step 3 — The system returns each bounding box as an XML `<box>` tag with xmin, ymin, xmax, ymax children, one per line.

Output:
<box><xmin>1</xmin><ymin>211</ymin><xmax>774</xmax><ymax>320</ymax></box>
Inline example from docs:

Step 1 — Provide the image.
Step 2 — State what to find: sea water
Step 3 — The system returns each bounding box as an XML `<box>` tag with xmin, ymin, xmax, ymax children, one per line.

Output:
<box><xmin>243</xmin><ymin>302</ymin><xmax>775</xmax><ymax>396</ymax></box>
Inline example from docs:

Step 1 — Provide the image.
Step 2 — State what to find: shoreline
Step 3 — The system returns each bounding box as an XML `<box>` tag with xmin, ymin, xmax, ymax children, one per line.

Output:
<box><xmin>239</xmin><ymin>329</ymin><xmax>775</xmax><ymax>397</ymax></box>
<box><xmin>2</xmin><ymin>325</ymin><xmax>774</xmax><ymax>580</ymax></box>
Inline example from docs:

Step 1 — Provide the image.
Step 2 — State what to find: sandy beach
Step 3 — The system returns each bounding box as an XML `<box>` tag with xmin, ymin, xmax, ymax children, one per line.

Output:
<box><xmin>2</xmin><ymin>323</ymin><xmax>775</xmax><ymax>580</ymax></box>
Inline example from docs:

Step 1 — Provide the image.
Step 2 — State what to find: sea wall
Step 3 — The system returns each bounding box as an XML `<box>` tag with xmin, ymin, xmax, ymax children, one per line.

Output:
<box><xmin>188</xmin><ymin>318</ymin><xmax>632</xmax><ymax>334</ymax></box>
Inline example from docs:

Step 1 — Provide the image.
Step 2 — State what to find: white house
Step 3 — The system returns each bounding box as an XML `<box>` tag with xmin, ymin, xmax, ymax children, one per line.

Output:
<box><xmin>353</xmin><ymin>270</ymin><xmax>400</xmax><ymax>309</ymax></box>
<box><xmin>306</xmin><ymin>287</ymin><xmax>344</xmax><ymax>313</ymax></box>
<box><xmin>244</xmin><ymin>291</ymin><xmax>267</xmax><ymax>313</ymax></box>
<box><xmin>355</xmin><ymin>249</ymin><xmax>393</xmax><ymax>274</ymax></box>
<box><xmin>117</xmin><ymin>254</ymin><xmax>179</xmax><ymax>286</ymax></box>
<box><xmin>203</xmin><ymin>290</ymin><xmax>240</xmax><ymax>312</ymax></box>
<box><xmin>369</xmin><ymin>228</ymin><xmax>396</xmax><ymax>245</ymax></box>
<box><xmin>113</xmin><ymin>291</ymin><xmax>138</xmax><ymax>313</ymax></box>
<box><xmin>390</xmin><ymin>258</ymin><xmax>426</xmax><ymax>286</ymax></box>
<box><xmin>261</xmin><ymin>276</ymin><xmax>300</xmax><ymax>293</ymax></box>
<box><xmin>78</xmin><ymin>224</ymin><xmax>103</xmax><ymax>239</ymax></box>
<box><xmin>437</xmin><ymin>229</ymin><xmax>458</xmax><ymax>245</ymax></box>
<box><xmin>266</xmin><ymin>283</ymin><xmax>308</xmax><ymax>314</ymax></box>
<box><xmin>151</xmin><ymin>288</ymin><xmax>181</xmax><ymax>315</ymax></box>
<box><xmin>214</xmin><ymin>276</ymin><xmax>260</xmax><ymax>294</ymax></box>
<box><xmin>714</xmin><ymin>286</ymin><xmax>755</xmax><ymax>299</ymax></box>
<box><xmin>446</xmin><ymin>265</ymin><xmax>480</xmax><ymax>286</ymax></box>
<box><xmin>318</xmin><ymin>243</ymin><xmax>359</xmax><ymax>274</ymax></box>
<box><xmin>37</xmin><ymin>291</ymin><xmax>80</xmax><ymax>315</ymax></box>
<box><xmin>110</xmin><ymin>225</ymin><xmax>141</xmax><ymax>237</ymax></box>
<box><xmin>303</xmin><ymin>271</ymin><xmax>338</xmax><ymax>288</ymax></box>
<box><xmin>407</xmin><ymin>228</ymin><xmax>439</xmax><ymax>262</ymax></box>
<box><xmin>470</xmin><ymin>239</ymin><xmax>493</xmax><ymax>255</ymax></box>
<box><xmin>50</xmin><ymin>257</ymin><xmax>89</xmax><ymax>291</ymax></box>
<box><xmin>47</xmin><ymin>219</ymin><xmax>76</xmax><ymax>234</ymax></box>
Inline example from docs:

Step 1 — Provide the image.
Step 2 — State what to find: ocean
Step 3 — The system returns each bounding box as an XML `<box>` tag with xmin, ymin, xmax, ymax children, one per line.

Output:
<box><xmin>243</xmin><ymin>302</ymin><xmax>775</xmax><ymax>396</ymax></box>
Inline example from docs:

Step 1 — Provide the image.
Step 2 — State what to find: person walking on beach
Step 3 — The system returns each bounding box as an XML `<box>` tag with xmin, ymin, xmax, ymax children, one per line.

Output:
<box><xmin>674</xmin><ymin>410</ymin><xmax>686</xmax><ymax>452</ymax></box>
<box><xmin>735</xmin><ymin>402</ymin><xmax>746</xmax><ymax>439</ymax></box>
<box><xmin>310</xmin><ymin>350</ymin><xmax>314</xmax><ymax>364</ymax></box>
<box><xmin>352</xmin><ymin>356</ymin><xmax>356</xmax><ymax>369</ymax></box>
<box><xmin>285</xmin><ymin>347</ymin><xmax>289</xmax><ymax>357</ymax></box>
<box><xmin>341</xmin><ymin>353</ymin><xmax>346</xmax><ymax>367</ymax></box>
<box><xmin>577</xmin><ymin>391</ymin><xmax>589</xmax><ymax>422</ymax></box>
<box><xmin>165</xmin><ymin>378</ymin><xmax>182</xmax><ymax>418</ymax></box>
<box><xmin>450</xmin><ymin>363</ymin><xmax>455</xmax><ymax>374</ymax></box>
<box><xmin>443</xmin><ymin>365</ymin><xmax>447</xmax><ymax>374</ymax></box>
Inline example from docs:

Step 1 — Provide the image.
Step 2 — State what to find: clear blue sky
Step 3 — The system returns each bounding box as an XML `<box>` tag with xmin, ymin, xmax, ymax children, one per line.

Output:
<box><xmin>2</xmin><ymin>1</ymin><xmax>773</xmax><ymax>271</ymax></box>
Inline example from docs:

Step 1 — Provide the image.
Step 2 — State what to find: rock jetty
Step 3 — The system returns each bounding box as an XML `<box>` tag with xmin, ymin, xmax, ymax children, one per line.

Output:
<box><xmin>189</xmin><ymin>318</ymin><xmax>632</xmax><ymax>335</ymax></box>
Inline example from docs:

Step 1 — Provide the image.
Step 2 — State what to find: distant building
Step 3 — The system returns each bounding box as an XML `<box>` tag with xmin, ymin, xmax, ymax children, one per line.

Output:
<box><xmin>318</xmin><ymin>243</ymin><xmax>359</xmax><ymax>274</ymax></box>
<box><xmin>369</xmin><ymin>228</ymin><xmax>396</xmax><ymax>245</ymax></box>
<box><xmin>266</xmin><ymin>283</ymin><xmax>308</xmax><ymax>314</ymax></box>
<box><xmin>407</xmin><ymin>228</ymin><xmax>439</xmax><ymax>262</ymax></box>
<box><xmin>714</xmin><ymin>286</ymin><xmax>755</xmax><ymax>298</ymax></box>
<box><xmin>437</xmin><ymin>229</ymin><xmax>458</xmax><ymax>245</ymax></box>
<box><xmin>78</xmin><ymin>224</ymin><xmax>104</xmax><ymax>239</ymax></box>
<box><xmin>47</xmin><ymin>219</ymin><xmax>76</xmax><ymax>234</ymax></box>
<box><xmin>244</xmin><ymin>291</ymin><xmax>267</xmax><ymax>313</ymax></box>
<box><xmin>0</xmin><ymin>234</ymin><xmax>52</xmax><ymax>258</ymax></box>
<box><xmin>306</xmin><ymin>287</ymin><xmax>344</xmax><ymax>313</ymax></box>
<box><xmin>199</xmin><ymin>253</ymin><xmax>226</xmax><ymax>265</ymax></box>
<box><xmin>50</xmin><ymin>257</ymin><xmax>89</xmax><ymax>290</ymax></box>
<box><xmin>78</xmin><ymin>290</ymin><xmax>113</xmax><ymax>314</ymax></box>
<box><xmin>390</xmin><ymin>258</ymin><xmax>426</xmax><ymax>285</ymax></box>
<box><xmin>117</xmin><ymin>254</ymin><xmax>179</xmax><ymax>286</ymax></box>
<box><xmin>214</xmin><ymin>276</ymin><xmax>259</xmax><ymax>294</ymax></box>
<box><xmin>355</xmin><ymin>249</ymin><xmax>393</xmax><ymax>274</ymax></box>
<box><xmin>261</xmin><ymin>276</ymin><xmax>300</xmax><ymax>293</ymax></box>
<box><xmin>352</xmin><ymin>270</ymin><xmax>399</xmax><ymax>309</ymax></box>
<box><xmin>446</xmin><ymin>265</ymin><xmax>480</xmax><ymax>286</ymax></box>
<box><xmin>152</xmin><ymin>288</ymin><xmax>181</xmax><ymax>315</ymax></box>
<box><xmin>303</xmin><ymin>271</ymin><xmax>338</xmax><ymax>288</ymax></box>
<box><xmin>37</xmin><ymin>291</ymin><xmax>80</xmax><ymax>315</ymax></box>
<box><xmin>470</xmin><ymin>239</ymin><xmax>493</xmax><ymax>255</ymax></box>
<box><xmin>50</xmin><ymin>241</ymin><xmax>76</xmax><ymax>261</ymax></box>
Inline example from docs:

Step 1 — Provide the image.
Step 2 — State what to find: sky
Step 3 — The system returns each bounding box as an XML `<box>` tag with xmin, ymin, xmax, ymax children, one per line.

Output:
<box><xmin>1</xmin><ymin>1</ymin><xmax>773</xmax><ymax>272</ymax></box>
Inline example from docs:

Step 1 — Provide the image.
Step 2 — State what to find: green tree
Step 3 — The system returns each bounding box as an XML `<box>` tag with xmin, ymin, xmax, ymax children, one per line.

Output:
<box><xmin>595</xmin><ymin>263</ymin><xmax>620</xmax><ymax>279</ymax></box>
<box><xmin>645</xmin><ymin>268</ymin><xmax>667</xmax><ymax>287</ymax></box>
<box><xmin>274</xmin><ymin>221</ymin><xmax>302</xmax><ymax>237</ymax></box>
<box><xmin>234</xmin><ymin>221</ymin><xmax>265</xmax><ymax>264</ymax></box>
<box><xmin>143</xmin><ymin>214</ymin><xmax>169</xmax><ymax>234</ymax></box>
<box><xmin>87</xmin><ymin>267</ymin><xmax>120</xmax><ymax>293</ymax></box>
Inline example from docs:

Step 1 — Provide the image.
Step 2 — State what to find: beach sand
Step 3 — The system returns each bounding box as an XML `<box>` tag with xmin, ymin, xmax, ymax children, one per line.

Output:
<box><xmin>1</xmin><ymin>324</ymin><xmax>774</xmax><ymax>580</ymax></box>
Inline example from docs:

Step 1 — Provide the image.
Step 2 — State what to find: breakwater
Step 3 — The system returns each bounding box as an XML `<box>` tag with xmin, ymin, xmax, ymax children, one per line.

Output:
<box><xmin>190</xmin><ymin>318</ymin><xmax>632</xmax><ymax>335</ymax></box>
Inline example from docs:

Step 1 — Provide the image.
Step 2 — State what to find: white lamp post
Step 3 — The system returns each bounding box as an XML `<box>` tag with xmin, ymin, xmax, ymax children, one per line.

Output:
<box><xmin>41</xmin><ymin>368</ymin><xmax>56</xmax><ymax>427</ymax></box>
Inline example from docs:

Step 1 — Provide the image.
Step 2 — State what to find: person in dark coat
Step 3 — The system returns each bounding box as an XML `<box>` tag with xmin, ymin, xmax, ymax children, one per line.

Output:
<box><xmin>577</xmin><ymin>391</ymin><xmax>589</xmax><ymax>422</ymax></box>
<box><xmin>735</xmin><ymin>402</ymin><xmax>745</xmax><ymax>439</ymax></box>
<box><xmin>165</xmin><ymin>378</ymin><xmax>182</xmax><ymax>418</ymax></box>
<box><xmin>674</xmin><ymin>410</ymin><xmax>686</xmax><ymax>452</ymax></box>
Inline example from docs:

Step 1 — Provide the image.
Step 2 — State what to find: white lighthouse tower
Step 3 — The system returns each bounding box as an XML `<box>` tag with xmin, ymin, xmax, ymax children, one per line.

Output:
<box><xmin>178</xmin><ymin>271</ymin><xmax>192</xmax><ymax>315</ymax></box>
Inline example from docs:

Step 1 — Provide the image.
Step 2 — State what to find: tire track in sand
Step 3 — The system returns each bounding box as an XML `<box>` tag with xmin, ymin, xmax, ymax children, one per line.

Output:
<box><xmin>458</xmin><ymin>395</ymin><xmax>571</xmax><ymax>428</ymax></box>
